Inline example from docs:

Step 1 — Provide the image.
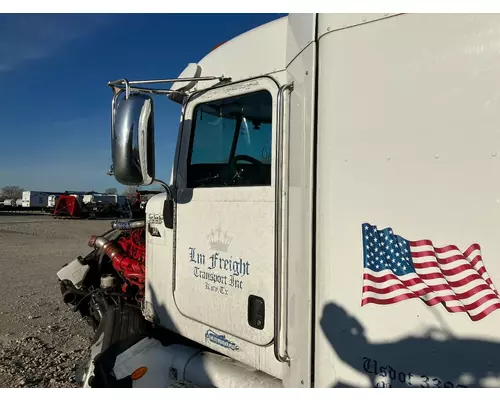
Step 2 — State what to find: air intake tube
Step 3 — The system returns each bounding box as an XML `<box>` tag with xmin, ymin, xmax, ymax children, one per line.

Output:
<box><xmin>88</xmin><ymin>235</ymin><xmax>145</xmax><ymax>292</ymax></box>
<box><xmin>60</xmin><ymin>279</ymin><xmax>88</xmax><ymax>306</ymax></box>
<box><xmin>111</xmin><ymin>220</ymin><xmax>145</xmax><ymax>230</ymax></box>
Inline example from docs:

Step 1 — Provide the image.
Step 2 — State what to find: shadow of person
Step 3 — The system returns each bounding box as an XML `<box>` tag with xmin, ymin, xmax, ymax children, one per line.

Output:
<box><xmin>320</xmin><ymin>303</ymin><xmax>500</xmax><ymax>388</ymax></box>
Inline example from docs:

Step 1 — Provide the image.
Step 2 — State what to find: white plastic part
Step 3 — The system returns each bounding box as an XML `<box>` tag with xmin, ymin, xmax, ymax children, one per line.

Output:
<box><xmin>114</xmin><ymin>338</ymin><xmax>200</xmax><ymax>387</ymax></box>
<box><xmin>100</xmin><ymin>275</ymin><xmax>116</xmax><ymax>289</ymax></box>
<box><xmin>184</xmin><ymin>351</ymin><xmax>282</xmax><ymax>388</ymax></box>
<box><xmin>170</xmin><ymin>63</ymin><xmax>202</xmax><ymax>93</ymax></box>
<box><xmin>57</xmin><ymin>258</ymin><xmax>90</xmax><ymax>289</ymax></box>
<box><xmin>81</xmin><ymin>332</ymin><xmax>105</xmax><ymax>388</ymax></box>
<box><xmin>113</xmin><ymin>338</ymin><xmax>282</xmax><ymax>388</ymax></box>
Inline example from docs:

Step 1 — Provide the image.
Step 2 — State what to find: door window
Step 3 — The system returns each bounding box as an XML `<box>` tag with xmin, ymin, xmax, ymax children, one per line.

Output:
<box><xmin>187</xmin><ymin>90</ymin><xmax>273</xmax><ymax>188</ymax></box>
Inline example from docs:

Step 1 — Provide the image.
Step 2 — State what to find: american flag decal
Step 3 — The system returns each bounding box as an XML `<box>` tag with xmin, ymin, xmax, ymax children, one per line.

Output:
<box><xmin>362</xmin><ymin>223</ymin><xmax>500</xmax><ymax>321</ymax></box>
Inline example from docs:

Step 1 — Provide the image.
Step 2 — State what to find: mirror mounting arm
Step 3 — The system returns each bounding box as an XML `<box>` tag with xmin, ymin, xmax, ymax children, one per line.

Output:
<box><xmin>107</xmin><ymin>76</ymin><xmax>231</xmax><ymax>98</ymax></box>
<box><xmin>154</xmin><ymin>179</ymin><xmax>173</xmax><ymax>200</ymax></box>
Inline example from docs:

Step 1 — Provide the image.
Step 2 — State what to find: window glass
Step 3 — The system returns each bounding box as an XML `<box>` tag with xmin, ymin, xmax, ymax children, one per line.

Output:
<box><xmin>187</xmin><ymin>90</ymin><xmax>272</xmax><ymax>188</ymax></box>
<box><xmin>235</xmin><ymin>117</ymin><xmax>272</xmax><ymax>164</ymax></box>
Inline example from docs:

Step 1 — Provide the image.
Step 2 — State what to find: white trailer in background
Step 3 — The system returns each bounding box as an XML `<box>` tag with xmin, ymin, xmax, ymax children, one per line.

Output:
<box><xmin>3</xmin><ymin>199</ymin><xmax>14</xmax><ymax>207</ymax></box>
<box><xmin>22</xmin><ymin>191</ymin><xmax>49</xmax><ymax>208</ymax></box>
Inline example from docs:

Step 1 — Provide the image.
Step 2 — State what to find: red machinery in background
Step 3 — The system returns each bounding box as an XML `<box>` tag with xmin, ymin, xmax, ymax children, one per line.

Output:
<box><xmin>54</xmin><ymin>192</ymin><xmax>133</xmax><ymax>219</ymax></box>
<box><xmin>53</xmin><ymin>195</ymin><xmax>86</xmax><ymax>218</ymax></box>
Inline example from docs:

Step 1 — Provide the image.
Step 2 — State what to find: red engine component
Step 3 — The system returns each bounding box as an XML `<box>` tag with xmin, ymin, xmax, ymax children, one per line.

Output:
<box><xmin>117</xmin><ymin>228</ymin><xmax>145</xmax><ymax>263</ymax></box>
<box><xmin>88</xmin><ymin>229</ymin><xmax>146</xmax><ymax>297</ymax></box>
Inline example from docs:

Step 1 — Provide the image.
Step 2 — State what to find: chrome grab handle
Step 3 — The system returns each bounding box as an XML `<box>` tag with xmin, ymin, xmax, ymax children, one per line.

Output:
<box><xmin>274</xmin><ymin>82</ymin><xmax>294</xmax><ymax>363</ymax></box>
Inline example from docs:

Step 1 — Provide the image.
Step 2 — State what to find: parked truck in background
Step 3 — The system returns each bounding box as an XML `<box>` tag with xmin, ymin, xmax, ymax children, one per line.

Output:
<box><xmin>56</xmin><ymin>14</ymin><xmax>500</xmax><ymax>388</ymax></box>
<box><xmin>82</xmin><ymin>194</ymin><xmax>117</xmax><ymax>205</ymax></box>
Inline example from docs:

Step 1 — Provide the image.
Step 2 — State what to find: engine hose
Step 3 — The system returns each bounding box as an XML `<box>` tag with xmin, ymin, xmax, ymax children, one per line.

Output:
<box><xmin>97</xmin><ymin>247</ymin><xmax>106</xmax><ymax>275</ymax></box>
<box><xmin>60</xmin><ymin>279</ymin><xmax>88</xmax><ymax>305</ymax></box>
<box><xmin>90</xmin><ymin>291</ymin><xmax>109</xmax><ymax>321</ymax></box>
<box><xmin>62</xmin><ymin>290</ymin><xmax>77</xmax><ymax>305</ymax></box>
<box><xmin>62</xmin><ymin>288</ymin><xmax>86</xmax><ymax>306</ymax></box>
<box><xmin>88</xmin><ymin>235</ymin><xmax>145</xmax><ymax>292</ymax></box>
<box><xmin>111</xmin><ymin>220</ymin><xmax>145</xmax><ymax>230</ymax></box>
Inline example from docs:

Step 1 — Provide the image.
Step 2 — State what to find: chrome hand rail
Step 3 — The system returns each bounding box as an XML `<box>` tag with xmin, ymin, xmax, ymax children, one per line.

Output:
<box><xmin>274</xmin><ymin>82</ymin><xmax>294</xmax><ymax>364</ymax></box>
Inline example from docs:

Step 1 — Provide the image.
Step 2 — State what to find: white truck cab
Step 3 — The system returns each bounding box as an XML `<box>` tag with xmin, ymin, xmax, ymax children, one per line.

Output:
<box><xmin>60</xmin><ymin>13</ymin><xmax>500</xmax><ymax>388</ymax></box>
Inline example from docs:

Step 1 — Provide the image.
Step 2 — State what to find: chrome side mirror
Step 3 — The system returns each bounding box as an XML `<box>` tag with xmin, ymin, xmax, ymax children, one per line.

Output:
<box><xmin>112</xmin><ymin>93</ymin><xmax>155</xmax><ymax>186</ymax></box>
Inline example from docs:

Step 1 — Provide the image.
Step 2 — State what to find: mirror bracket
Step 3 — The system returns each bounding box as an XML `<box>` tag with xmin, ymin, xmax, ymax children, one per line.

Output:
<box><xmin>108</xmin><ymin>75</ymin><xmax>231</xmax><ymax>98</ymax></box>
<box><xmin>154</xmin><ymin>179</ymin><xmax>173</xmax><ymax>200</ymax></box>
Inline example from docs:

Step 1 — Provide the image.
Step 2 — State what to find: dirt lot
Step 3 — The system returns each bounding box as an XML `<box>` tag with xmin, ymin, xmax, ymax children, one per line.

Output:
<box><xmin>0</xmin><ymin>213</ymin><xmax>111</xmax><ymax>387</ymax></box>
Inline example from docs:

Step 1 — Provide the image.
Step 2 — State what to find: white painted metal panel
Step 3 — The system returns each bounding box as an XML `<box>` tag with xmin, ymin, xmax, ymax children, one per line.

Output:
<box><xmin>286</xmin><ymin>14</ymin><xmax>316</xmax><ymax>67</ymax></box>
<box><xmin>176</xmin><ymin>18</ymin><xmax>288</xmax><ymax>93</ymax></box>
<box><xmin>317</xmin><ymin>13</ymin><xmax>397</xmax><ymax>38</ymax></box>
<box><xmin>281</xmin><ymin>29</ymin><xmax>316</xmax><ymax>387</ymax></box>
<box><xmin>315</xmin><ymin>14</ymin><xmax>500</xmax><ymax>388</ymax></box>
<box><xmin>144</xmin><ymin>193</ymin><xmax>283</xmax><ymax>379</ymax></box>
<box><xmin>174</xmin><ymin>77</ymin><xmax>278</xmax><ymax>346</ymax></box>
<box><xmin>146</xmin><ymin>74</ymin><xmax>288</xmax><ymax>380</ymax></box>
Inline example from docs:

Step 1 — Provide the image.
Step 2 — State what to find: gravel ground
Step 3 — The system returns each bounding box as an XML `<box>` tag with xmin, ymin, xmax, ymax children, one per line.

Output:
<box><xmin>0</xmin><ymin>213</ymin><xmax>112</xmax><ymax>388</ymax></box>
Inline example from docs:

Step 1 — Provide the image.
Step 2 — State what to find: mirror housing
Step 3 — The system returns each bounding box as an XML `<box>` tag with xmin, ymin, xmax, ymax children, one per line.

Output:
<box><xmin>112</xmin><ymin>93</ymin><xmax>155</xmax><ymax>186</ymax></box>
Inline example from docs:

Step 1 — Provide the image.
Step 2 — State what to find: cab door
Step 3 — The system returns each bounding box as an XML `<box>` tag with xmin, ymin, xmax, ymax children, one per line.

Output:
<box><xmin>173</xmin><ymin>77</ymin><xmax>279</xmax><ymax>346</ymax></box>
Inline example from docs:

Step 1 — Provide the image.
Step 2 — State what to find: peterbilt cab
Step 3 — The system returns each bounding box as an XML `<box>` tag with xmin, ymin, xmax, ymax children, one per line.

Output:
<box><xmin>59</xmin><ymin>13</ymin><xmax>500</xmax><ymax>388</ymax></box>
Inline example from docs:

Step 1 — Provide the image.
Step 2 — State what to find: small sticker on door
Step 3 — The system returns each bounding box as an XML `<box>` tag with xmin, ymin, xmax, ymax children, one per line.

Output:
<box><xmin>205</xmin><ymin>329</ymin><xmax>241</xmax><ymax>351</ymax></box>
